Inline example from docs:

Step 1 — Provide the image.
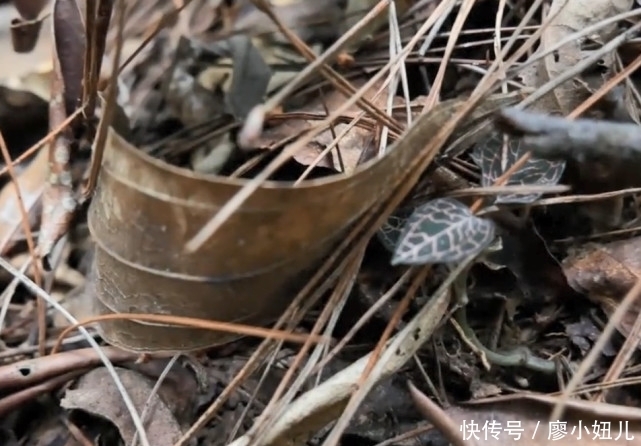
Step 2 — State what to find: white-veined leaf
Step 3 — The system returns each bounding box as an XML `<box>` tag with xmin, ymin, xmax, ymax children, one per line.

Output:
<box><xmin>391</xmin><ymin>198</ymin><xmax>496</xmax><ymax>265</ymax></box>
<box><xmin>377</xmin><ymin>209</ymin><xmax>412</xmax><ymax>253</ymax></box>
<box><xmin>472</xmin><ymin>132</ymin><xmax>565</xmax><ymax>204</ymax></box>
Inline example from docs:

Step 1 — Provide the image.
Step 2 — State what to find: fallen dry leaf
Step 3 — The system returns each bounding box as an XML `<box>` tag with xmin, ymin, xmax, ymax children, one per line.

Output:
<box><xmin>562</xmin><ymin>237</ymin><xmax>641</xmax><ymax>344</ymax></box>
<box><xmin>524</xmin><ymin>0</ymin><xmax>633</xmax><ymax>115</ymax></box>
<box><xmin>256</xmin><ymin>77</ymin><xmax>409</xmax><ymax>174</ymax></box>
<box><xmin>61</xmin><ymin>367</ymin><xmax>185</xmax><ymax>446</ymax></box>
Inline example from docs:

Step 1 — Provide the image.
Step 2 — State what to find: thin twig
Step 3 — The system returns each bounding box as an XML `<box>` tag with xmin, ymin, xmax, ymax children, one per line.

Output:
<box><xmin>0</xmin><ymin>131</ymin><xmax>44</xmax><ymax>354</ymax></box>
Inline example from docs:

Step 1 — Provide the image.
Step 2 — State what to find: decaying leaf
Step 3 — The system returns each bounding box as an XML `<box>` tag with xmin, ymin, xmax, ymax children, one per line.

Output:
<box><xmin>509</xmin><ymin>0</ymin><xmax>635</xmax><ymax>120</ymax></box>
<box><xmin>391</xmin><ymin>198</ymin><xmax>496</xmax><ymax>265</ymax></box>
<box><xmin>536</xmin><ymin>0</ymin><xmax>634</xmax><ymax>115</ymax></box>
<box><xmin>411</xmin><ymin>384</ymin><xmax>641</xmax><ymax>445</ymax></box>
<box><xmin>254</xmin><ymin>77</ymin><xmax>401</xmax><ymax>174</ymax></box>
<box><xmin>61</xmin><ymin>367</ymin><xmax>185</xmax><ymax>446</ymax></box>
<box><xmin>562</xmin><ymin>237</ymin><xmax>641</xmax><ymax>344</ymax></box>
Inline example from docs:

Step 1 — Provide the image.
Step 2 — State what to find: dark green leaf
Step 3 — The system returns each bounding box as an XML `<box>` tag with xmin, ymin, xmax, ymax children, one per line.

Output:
<box><xmin>472</xmin><ymin>132</ymin><xmax>565</xmax><ymax>204</ymax></box>
<box><xmin>391</xmin><ymin>198</ymin><xmax>496</xmax><ymax>265</ymax></box>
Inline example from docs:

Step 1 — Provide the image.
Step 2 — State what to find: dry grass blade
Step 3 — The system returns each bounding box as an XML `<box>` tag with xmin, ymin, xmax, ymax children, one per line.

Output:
<box><xmin>314</xmin><ymin>1</ymin><xmax>551</xmax><ymax>442</ymax></box>
<box><xmin>422</xmin><ymin>0</ymin><xmax>475</xmax><ymax>110</ymax></box>
<box><xmin>534</xmin><ymin>187</ymin><xmax>641</xmax><ymax>206</ymax></box>
<box><xmin>319</xmin><ymin>268</ymin><xmax>427</xmax><ymax>446</ymax></box>
<box><xmin>246</xmin><ymin>249</ymin><xmax>365</xmax><ymax>442</ymax></box>
<box><xmin>52</xmin><ymin>313</ymin><xmax>327</xmax><ymax>354</ymax></box>
<box><xmin>0</xmin><ymin>129</ymin><xmax>44</xmax><ymax>353</ymax></box>
<box><xmin>446</xmin><ymin>184</ymin><xmax>570</xmax><ymax>197</ymax></box>
<box><xmin>173</xmin><ymin>226</ymin><xmax>367</xmax><ymax>446</ymax></box>
<box><xmin>250</xmin><ymin>0</ymin><xmax>402</xmax><ymax>133</ymax></box>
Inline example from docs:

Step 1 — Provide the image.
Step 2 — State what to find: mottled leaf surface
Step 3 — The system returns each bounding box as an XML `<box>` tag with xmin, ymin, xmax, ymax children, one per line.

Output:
<box><xmin>472</xmin><ymin>132</ymin><xmax>565</xmax><ymax>204</ymax></box>
<box><xmin>392</xmin><ymin>198</ymin><xmax>495</xmax><ymax>265</ymax></box>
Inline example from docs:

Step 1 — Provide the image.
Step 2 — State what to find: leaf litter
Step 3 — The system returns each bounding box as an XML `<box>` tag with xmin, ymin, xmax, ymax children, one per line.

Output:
<box><xmin>3</xmin><ymin>0</ymin><xmax>641</xmax><ymax>445</ymax></box>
